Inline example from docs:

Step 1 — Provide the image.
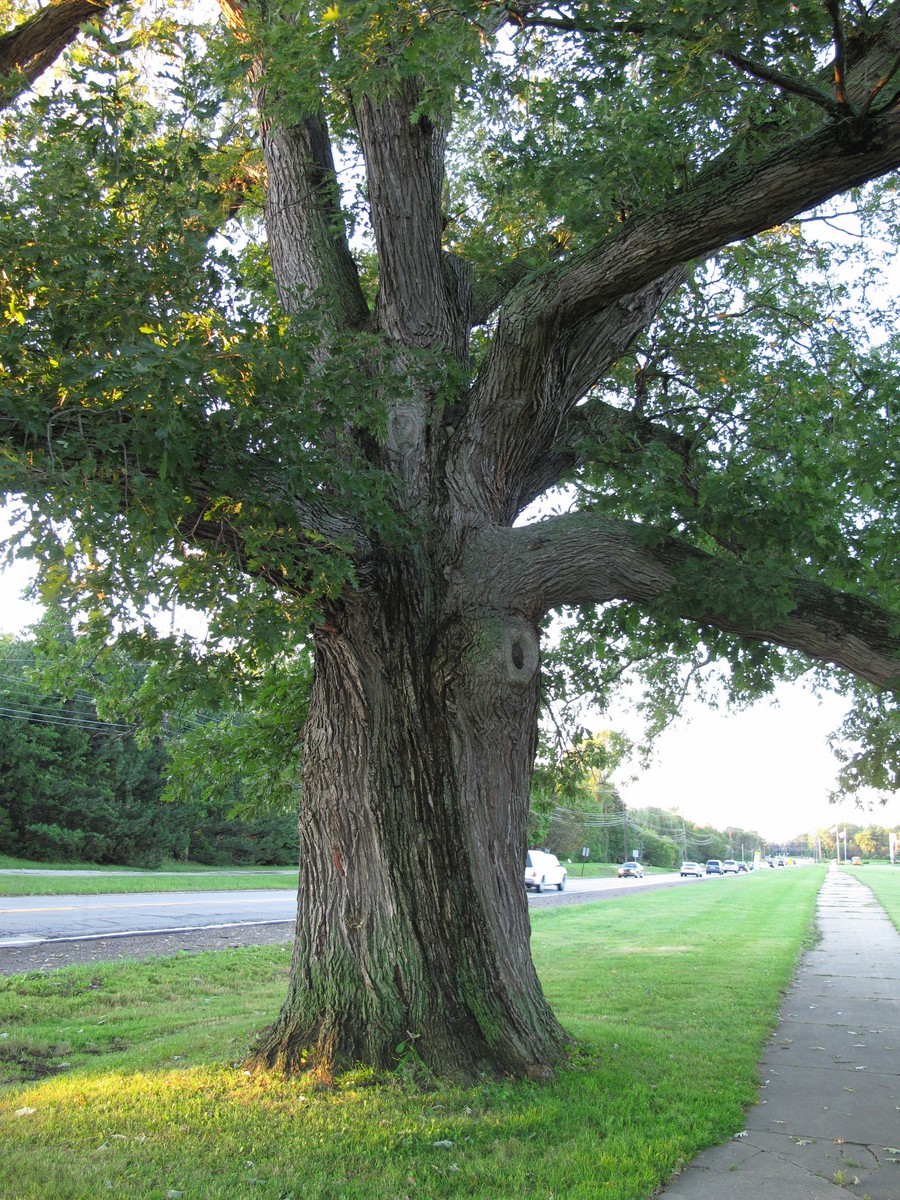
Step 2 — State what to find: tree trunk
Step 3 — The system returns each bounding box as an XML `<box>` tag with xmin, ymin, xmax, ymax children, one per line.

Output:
<box><xmin>248</xmin><ymin>546</ymin><xmax>568</xmax><ymax>1081</ymax></box>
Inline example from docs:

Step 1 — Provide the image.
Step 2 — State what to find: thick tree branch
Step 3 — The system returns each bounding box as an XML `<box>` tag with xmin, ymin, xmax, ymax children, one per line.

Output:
<box><xmin>469</xmin><ymin>514</ymin><xmax>900</xmax><ymax>690</ymax></box>
<box><xmin>450</xmin><ymin>269</ymin><xmax>685</xmax><ymax>522</ymax></box>
<box><xmin>356</xmin><ymin>79</ymin><xmax>469</xmax><ymax>357</ymax></box>
<box><xmin>0</xmin><ymin>0</ymin><xmax>111</xmax><ymax>108</ymax></box>
<box><xmin>217</xmin><ymin>0</ymin><xmax>368</xmax><ymax>332</ymax></box>
<box><xmin>461</xmin><ymin>4</ymin><xmax>900</xmax><ymax>495</ymax></box>
<box><xmin>262</xmin><ymin>114</ymin><xmax>370</xmax><ymax>330</ymax></box>
<box><xmin>514</xmin><ymin>396</ymin><xmax>695</xmax><ymax>515</ymax></box>
<box><xmin>509</xmin><ymin>111</ymin><xmax>900</xmax><ymax>363</ymax></box>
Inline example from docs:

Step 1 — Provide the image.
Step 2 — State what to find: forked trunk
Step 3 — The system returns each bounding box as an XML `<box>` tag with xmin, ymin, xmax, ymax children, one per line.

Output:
<box><xmin>248</xmin><ymin>550</ymin><xmax>569</xmax><ymax>1080</ymax></box>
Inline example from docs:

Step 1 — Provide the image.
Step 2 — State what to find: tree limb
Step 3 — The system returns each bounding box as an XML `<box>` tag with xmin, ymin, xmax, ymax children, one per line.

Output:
<box><xmin>716</xmin><ymin>45</ymin><xmax>844</xmax><ymax>115</ymax></box>
<box><xmin>469</xmin><ymin>514</ymin><xmax>900</xmax><ymax>690</ymax></box>
<box><xmin>462</xmin><ymin>57</ymin><xmax>900</xmax><ymax>518</ymax></box>
<box><xmin>356</xmin><ymin>79</ymin><xmax>469</xmax><ymax>357</ymax></box>
<box><xmin>262</xmin><ymin>113</ymin><xmax>370</xmax><ymax>331</ymax></box>
<box><xmin>216</xmin><ymin>0</ymin><xmax>369</xmax><ymax>333</ymax></box>
<box><xmin>513</xmin><ymin>394</ymin><xmax>695</xmax><ymax>516</ymax></box>
<box><xmin>451</xmin><ymin>268</ymin><xmax>685</xmax><ymax>521</ymax></box>
<box><xmin>0</xmin><ymin>0</ymin><xmax>111</xmax><ymax>109</ymax></box>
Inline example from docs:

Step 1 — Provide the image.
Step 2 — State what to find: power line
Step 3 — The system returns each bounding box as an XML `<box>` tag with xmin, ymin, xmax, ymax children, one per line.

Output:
<box><xmin>0</xmin><ymin>704</ymin><xmax>136</xmax><ymax>732</ymax></box>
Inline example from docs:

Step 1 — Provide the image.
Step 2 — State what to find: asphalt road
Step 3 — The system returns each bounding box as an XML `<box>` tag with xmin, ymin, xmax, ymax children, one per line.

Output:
<box><xmin>0</xmin><ymin>888</ymin><xmax>301</xmax><ymax>946</ymax></box>
<box><xmin>0</xmin><ymin>869</ymin><xmax>735</xmax><ymax>946</ymax></box>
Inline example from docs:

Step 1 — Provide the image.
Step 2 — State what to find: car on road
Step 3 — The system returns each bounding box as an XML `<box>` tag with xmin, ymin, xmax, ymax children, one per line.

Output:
<box><xmin>524</xmin><ymin>850</ymin><xmax>567</xmax><ymax>893</ymax></box>
<box><xmin>617</xmin><ymin>861</ymin><xmax>644</xmax><ymax>878</ymax></box>
<box><xmin>722</xmin><ymin>859</ymin><xmax>739</xmax><ymax>874</ymax></box>
<box><xmin>705</xmin><ymin>859</ymin><xmax>724</xmax><ymax>874</ymax></box>
<box><xmin>680</xmin><ymin>861</ymin><xmax>704</xmax><ymax>877</ymax></box>
<box><xmin>737</xmin><ymin>862</ymin><xmax>749</xmax><ymax>873</ymax></box>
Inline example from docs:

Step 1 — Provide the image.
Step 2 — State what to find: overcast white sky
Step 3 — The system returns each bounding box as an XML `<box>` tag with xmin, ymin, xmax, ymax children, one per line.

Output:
<box><xmin>609</xmin><ymin>684</ymin><xmax>899</xmax><ymax>843</ymax></box>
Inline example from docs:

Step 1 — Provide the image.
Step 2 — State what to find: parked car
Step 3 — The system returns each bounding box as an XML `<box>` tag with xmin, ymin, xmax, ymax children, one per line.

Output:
<box><xmin>524</xmin><ymin>850</ymin><xmax>567</xmax><ymax>893</ymax></box>
<box><xmin>680</xmin><ymin>861</ymin><xmax>704</xmax><ymax>877</ymax></box>
<box><xmin>722</xmin><ymin>859</ymin><xmax>739</xmax><ymax>874</ymax></box>
<box><xmin>737</xmin><ymin>862</ymin><xmax>749</xmax><ymax>873</ymax></box>
<box><xmin>617</xmin><ymin>861</ymin><xmax>644</xmax><ymax>878</ymax></box>
<box><xmin>705</xmin><ymin>859</ymin><xmax>724</xmax><ymax>874</ymax></box>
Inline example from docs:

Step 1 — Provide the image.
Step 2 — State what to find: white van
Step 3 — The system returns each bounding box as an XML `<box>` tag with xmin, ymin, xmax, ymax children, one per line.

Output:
<box><xmin>524</xmin><ymin>850</ymin><xmax>567</xmax><ymax>893</ymax></box>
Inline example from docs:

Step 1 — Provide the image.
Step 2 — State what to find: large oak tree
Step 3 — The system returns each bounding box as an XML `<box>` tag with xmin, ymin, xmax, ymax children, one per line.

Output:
<box><xmin>3</xmin><ymin>0</ymin><xmax>900</xmax><ymax>1080</ymax></box>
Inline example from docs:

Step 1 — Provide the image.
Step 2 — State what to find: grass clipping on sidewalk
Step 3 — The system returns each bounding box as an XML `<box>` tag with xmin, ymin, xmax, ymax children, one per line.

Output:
<box><xmin>0</xmin><ymin>868</ymin><xmax>824</xmax><ymax>1200</ymax></box>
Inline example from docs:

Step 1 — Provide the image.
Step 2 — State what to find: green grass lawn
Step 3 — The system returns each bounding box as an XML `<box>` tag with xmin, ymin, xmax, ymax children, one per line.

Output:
<box><xmin>0</xmin><ymin>856</ymin><xmax>298</xmax><ymax>896</ymax></box>
<box><xmin>844</xmin><ymin>862</ymin><xmax>900</xmax><ymax>931</ymax></box>
<box><xmin>0</xmin><ymin>866</ymin><xmax>826</xmax><ymax>1199</ymax></box>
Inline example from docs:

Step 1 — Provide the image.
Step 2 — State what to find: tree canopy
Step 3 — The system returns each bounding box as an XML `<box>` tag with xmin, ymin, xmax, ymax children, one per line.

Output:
<box><xmin>3</xmin><ymin>0</ymin><xmax>900</xmax><ymax>1079</ymax></box>
<box><xmin>0</xmin><ymin>629</ymin><xmax>299</xmax><ymax>865</ymax></box>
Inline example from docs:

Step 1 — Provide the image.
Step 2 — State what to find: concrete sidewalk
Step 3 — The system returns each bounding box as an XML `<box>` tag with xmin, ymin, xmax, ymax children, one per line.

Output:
<box><xmin>658</xmin><ymin>868</ymin><xmax>900</xmax><ymax>1199</ymax></box>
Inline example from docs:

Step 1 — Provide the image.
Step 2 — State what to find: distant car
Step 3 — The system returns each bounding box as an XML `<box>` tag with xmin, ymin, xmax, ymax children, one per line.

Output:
<box><xmin>524</xmin><ymin>850</ymin><xmax>567</xmax><ymax>893</ymax></box>
<box><xmin>737</xmin><ymin>862</ymin><xmax>749</xmax><ymax>873</ymax></box>
<box><xmin>680</xmin><ymin>861</ymin><xmax>704</xmax><ymax>877</ymax></box>
<box><xmin>775</xmin><ymin>858</ymin><xmax>785</xmax><ymax>867</ymax></box>
<box><xmin>705</xmin><ymin>859</ymin><xmax>724</xmax><ymax>875</ymax></box>
<box><xmin>617</xmin><ymin>861</ymin><xmax>644</xmax><ymax>878</ymax></box>
<box><xmin>722</xmin><ymin>859</ymin><xmax>739</xmax><ymax>874</ymax></box>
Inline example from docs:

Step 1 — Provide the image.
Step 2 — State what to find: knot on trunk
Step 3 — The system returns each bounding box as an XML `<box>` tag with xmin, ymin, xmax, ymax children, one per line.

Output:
<box><xmin>465</xmin><ymin>614</ymin><xmax>540</xmax><ymax>691</ymax></box>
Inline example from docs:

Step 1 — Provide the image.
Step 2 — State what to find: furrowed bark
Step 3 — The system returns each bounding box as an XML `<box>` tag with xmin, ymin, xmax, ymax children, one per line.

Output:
<box><xmin>234</xmin><ymin>5</ymin><xmax>900</xmax><ymax>1084</ymax></box>
<box><xmin>469</xmin><ymin>112</ymin><xmax>900</xmax><ymax>494</ymax></box>
<box><xmin>356</xmin><ymin>79</ymin><xmax>465</xmax><ymax>356</ymax></box>
<box><xmin>355</xmin><ymin>78</ymin><xmax>471</xmax><ymax>504</ymax></box>
<box><xmin>248</xmin><ymin>559</ymin><xmax>568</xmax><ymax>1081</ymax></box>
<box><xmin>217</xmin><ymin>0</ymin><xmax>368</xmax><ymax>332</ymax></box>
<box><xmin>470</xmin><ymin>515</ymin><xmax>900</xmax><ymax>689</ymax></box>
<box><xmin>450</xmin><ymin>270</ymin><xmax>685</xmax><ymax>522</ymax></box>
<box><xmin>263</xmin><ymin>114</ymin><xmax>370</xmax><ymax>330</ymax></box>
<box><xmin>0</xmin><ymin>0</ymin><xmax>111</xmax><ymax>108</ymax></box>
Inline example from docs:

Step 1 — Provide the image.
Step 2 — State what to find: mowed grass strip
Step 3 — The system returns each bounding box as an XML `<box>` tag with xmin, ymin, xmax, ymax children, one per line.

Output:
<box><xmin>0</xmin><ymin>863</ymin><xmax>298</xmax><ymax>897</ymax></box>
<box><xmin>0</xmin><ymin>867</ymin><xmax>825</xmax><ymax>1200</ymax></box>
<box><xmin>845</xmin><ymin>862</ymin><xmax>900</xmax><ymax>931</ymax></box>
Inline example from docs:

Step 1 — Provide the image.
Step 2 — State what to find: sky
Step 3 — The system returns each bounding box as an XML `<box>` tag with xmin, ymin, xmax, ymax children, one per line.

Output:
<box><xmin>609</xmin><ymin>684</ymin><xmax>898</xmax><ymax>844</ymax></box>
<box><xmin>2</xmin><ymin>541</ymin><xmax>897</xmax><ymax>846</ymax></box>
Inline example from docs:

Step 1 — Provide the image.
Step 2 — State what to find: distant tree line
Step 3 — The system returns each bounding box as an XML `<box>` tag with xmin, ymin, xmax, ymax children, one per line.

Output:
<box><xmin>528</xmin><ymin>730</ymin><xmax>764</xmax><ymax>867</ymax></box>
<box><xmin>0</xmin><ymin>634</ymin><xmax>296</xmax><ymax>868</ymax></box>
<box><xmin>537</xmin><ymin>800</ymin><xmax>764</xmax><ymax>868</ymax></box>
<box><xmin>794</xmin><ymin>825</ymin><xmax>900</xmax><ymax>862</ymax></box>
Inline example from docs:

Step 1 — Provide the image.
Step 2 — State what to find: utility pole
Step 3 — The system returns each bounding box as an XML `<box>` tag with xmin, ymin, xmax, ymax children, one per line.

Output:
<box><xmin>623</xmin><ymin>804</ymin><xmax>628</xmax><ymax>861</ymax></box>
